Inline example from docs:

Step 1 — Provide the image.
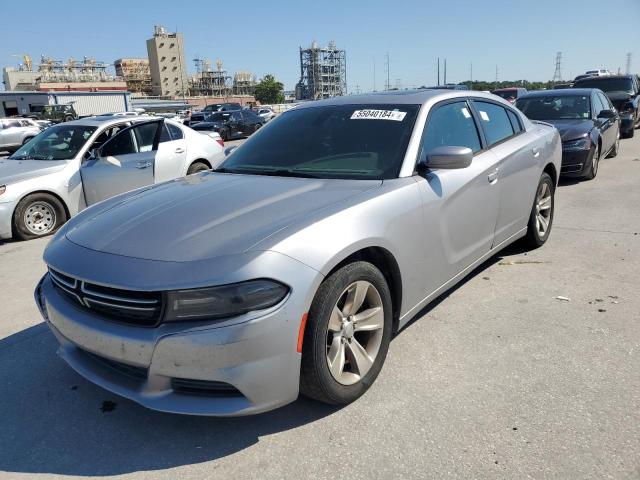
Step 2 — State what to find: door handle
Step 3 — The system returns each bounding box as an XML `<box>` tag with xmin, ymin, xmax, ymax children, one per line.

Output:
<box><xmin>175</xmin><ymin>148</ymin><xmax>185</xmax><ymax>154</ymax></box>
<box><xmin>488</xmin><ymin>170</ymin><xmax>499</xmax><ymax>183</ymax></box>
<box><xmin>136</xmin><ymin>161</ymin><xmax>152</xmax><ymax>169</ymax></box>
<box><xmin>532</xmin><ymin>147</ymin><xmax>541</xmax><ymax>157</ymax></box>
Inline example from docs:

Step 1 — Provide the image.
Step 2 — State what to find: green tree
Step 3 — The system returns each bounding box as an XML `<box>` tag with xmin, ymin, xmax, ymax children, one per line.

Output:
<box><xmin>254</xmin><ymin>74</ymin><xmax>285</xmax><ymax>104</ymax></box>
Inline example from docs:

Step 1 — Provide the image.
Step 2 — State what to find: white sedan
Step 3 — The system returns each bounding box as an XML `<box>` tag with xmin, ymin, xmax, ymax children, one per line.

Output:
<box><xmin>0</xmin><ymin>116</ymin><xmax>224</xmax><ymax>240</ymax></box>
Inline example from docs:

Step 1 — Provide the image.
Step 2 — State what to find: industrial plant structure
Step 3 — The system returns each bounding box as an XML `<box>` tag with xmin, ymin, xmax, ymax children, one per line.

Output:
<box><xmin>296</xmin><ymin>41</ymin><xmax>346</xmax><ymax>100</ymax></box>
<box><xmin>189</xmin><ymin>58</ymin><xmax>232</xmax><ymax>97</ymax></box>
<box><xmin>2</xmin><ymin>55</ymin><xmax>126</xmax><ymax>91</ymax></box>
<box><xmin>114</xmin><ymin>58</ymin><xmax>152</xmax><ymax>95</ymax></box>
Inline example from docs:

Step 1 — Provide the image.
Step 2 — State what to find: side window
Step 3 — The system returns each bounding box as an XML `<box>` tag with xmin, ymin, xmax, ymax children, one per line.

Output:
<box><xmin>231</xmin><ymin>112</ymin><xmax>242</xmax><ymax>122</ymax></box>
<box><xmin>598</xmin><ymin>93</ymin><xmax>612</xmax><ymax>110</ymax></box>
<box><xmin>159</xmin><ymin>124</ymin><xmax>171</xmax><ymax>143</ymax></box>
<box><xmin>420</xmin><ymin>101</ymin><xmax>482</xmax><ymax>155</ymax></box>
<box><xmin>167</xmin><ymin>123</ymin><xmax>184</xmax><ymax>140</ymax></box>
<box><xmin>101</xmin><ymin>131</ymin><xmax>136</xmax><ymax>157</ymax></box>
<box><xmin>473</xmin><ymin>101</ymin><xmax>515</xmax><ymax>146</ymax></box>
<box><xmin>507</xmin><ymin>110</ymin><xmax>523</xmax><ymax>134</ymax></box>
<box><xmin>591</xmin><ymin>94</ymin><xmax>605</xmax><ymax>117</ymax></box>
<box><xmin>133</xmin><ymin>123</ymin><xmax>159</xmax><ymax>152</ymax></box>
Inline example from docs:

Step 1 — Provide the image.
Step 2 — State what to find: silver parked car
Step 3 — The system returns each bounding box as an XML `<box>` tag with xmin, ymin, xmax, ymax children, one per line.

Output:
<box><xmin>0</xmin><ymin>116</ymin><xmax>224</xmax><ymax>240</ymax></box>
<box><xmin>0</xmin><ymin>118</ymin><xmax>42</xmax><ymax>153</ymax></box>
<box><xmin>36</xmin><ymin>90</ymin><xmax>561</xmax><ymax>416</ymax></box>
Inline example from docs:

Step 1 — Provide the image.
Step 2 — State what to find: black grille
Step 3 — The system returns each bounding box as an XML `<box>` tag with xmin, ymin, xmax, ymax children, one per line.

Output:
<box><xmin>49</xmin><ymin>269</ymin><xmax>163</xmax><ymax>327</ymax></box>
<box><xmin>79</xmin><ymin>349</ymin><xmax>148</xmax><ymax>381</ymax></box>
<box><xmin>171</xmin><ymin>378</ymin><xmax>242</xmax><ymax>397</ymax></box>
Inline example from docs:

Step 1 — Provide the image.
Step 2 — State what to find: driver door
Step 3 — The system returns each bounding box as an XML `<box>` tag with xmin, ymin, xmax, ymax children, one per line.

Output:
<box><xmin>80</xmin><ymin>120</ymin><xmax>163</xmax><ymax>206</ymax></box>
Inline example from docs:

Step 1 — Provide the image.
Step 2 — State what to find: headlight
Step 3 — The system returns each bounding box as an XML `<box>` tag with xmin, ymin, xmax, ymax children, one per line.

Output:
<box><xmin>0</xmin><ymin>185</ymin><xmax>5</xmax><ymax>196</ymax></box>
<box><xmin>562</xmin><ymin>137</ymin><xmax>591</xmax><ymax>152</ymax></box>
<box><xmin>164</xmin><ymin>279</ymin><xmax>289</xmax><ymax>322</ymax></box>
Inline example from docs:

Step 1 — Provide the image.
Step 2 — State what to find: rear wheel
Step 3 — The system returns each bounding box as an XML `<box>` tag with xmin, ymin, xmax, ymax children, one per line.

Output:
<box><xmin>523</xmin><ymin>172</ymin><xmax>554</xmax><ymax>249</ymax></box>
<box><xmin>13</xmin><ymin>193</ymin><xmax>67</xmax><ymax>241</ymax></box>
<box><xmin>186</xmin><ymin>161</ymin><xmax>209</xmax><ymax>175</ymax></box>
<box><xmin>583</xmin><ymin>143</ymin><xmax>600</xmax><ymax>180</ymax></box>
<box><xmin>63</xmin><ymin>115</ymin><xmax>74</xmax><ymax>122</ymax></box>
<box><xmin>300</xmin><ymin>261</ymin><xmax>393</xmax><ymax>405</ymax></box>
<box><xmin>22</xmin><ymin>136</ymin><xmax>34</xmax><ymax>145</ymax></box>
<box><xmin>253</xmin><ymin>124</ymin><xmax>261</xmax><ymax>133</ymax></box>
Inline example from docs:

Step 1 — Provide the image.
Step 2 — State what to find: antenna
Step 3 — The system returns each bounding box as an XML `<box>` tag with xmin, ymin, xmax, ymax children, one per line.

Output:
<box><xmin>552</xmin><ymin>51</ymin><xmax>563</xmax><ymax>83</ymax></box>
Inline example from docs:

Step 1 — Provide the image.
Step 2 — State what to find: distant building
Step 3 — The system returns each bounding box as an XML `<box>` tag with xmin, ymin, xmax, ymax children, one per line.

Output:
<box><xmin>296</xmin><ymin>41</ymin><xmax>346</xmax><ymax>100</ymax></box>
<box><xmin>146</xmin><ymin>25</ymin><xmax>188</xmax><ymax>97</ymax></box>
<box><xmin>114</xmin><ymin>58</ymin><xmax>152</xmax><ymax>95</ymax></box>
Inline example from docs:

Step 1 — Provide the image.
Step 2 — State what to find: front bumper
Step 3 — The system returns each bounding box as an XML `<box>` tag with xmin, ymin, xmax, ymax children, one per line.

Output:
<box><xmin>36</xmin><ymin>246</ymin><xmax>323</xmax><ymax>416</ymax></box>
<box><xmin>0</xmin><ymin>201</ymin><xmax>16</xmax><ymax>239</ymax></box>
<box><xmin>560</xmin><ymin>147</ymin><xmax>593</xmax><ymax>177</ymax></box>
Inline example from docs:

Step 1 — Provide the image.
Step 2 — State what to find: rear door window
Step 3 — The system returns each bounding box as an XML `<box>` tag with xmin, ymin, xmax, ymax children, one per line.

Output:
<box><xmin>167</xmin><ymin>123</ymin><xmax>184</xmax><ymax>140</ymax></box>
<box><xmin>472</xmin><ymin>101</ymin><xmax>515</xmax><ymax>146</ymax></box>
<box><xmin>507</xmin><ymin>110</ymin><xmax>523</xmax><ymax>134</ymax></box>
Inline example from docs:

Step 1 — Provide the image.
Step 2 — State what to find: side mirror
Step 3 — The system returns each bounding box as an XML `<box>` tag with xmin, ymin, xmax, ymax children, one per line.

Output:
<box><xmin>597</xmin><ymin>109</ymin><xmax>616</xmax><ymax>119</ymax></box>
<box><xmin>224</xmin><ymin>146</ymin><xmax>238</xmax><ymax>156</ymax></box>
<box><xmin>419</xmin><ymin>146</ymin><xmax>473</xmax><ymax>171</ymax></box>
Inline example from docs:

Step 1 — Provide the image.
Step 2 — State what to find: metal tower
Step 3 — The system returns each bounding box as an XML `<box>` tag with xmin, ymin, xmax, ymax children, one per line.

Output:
<box><xmin>297</xmin><ymin>41</ymin><xmax>347</xmax><ymax>100</ymax></box>
<box><xmin>626</xmin><ymin>53</ymin><xmax>632</xmax><ymax>75</ymax></box>
<box><xmin>552</xmin><ymin>52</ymin><xmax>563</xmax><ymax>83</ymax></box>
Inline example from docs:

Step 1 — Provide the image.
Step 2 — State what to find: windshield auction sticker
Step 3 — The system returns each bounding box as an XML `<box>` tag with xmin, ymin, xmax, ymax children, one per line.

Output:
<box><xmin>351</xmin><ymin>109</ymin><xmax>407</xmax><ymax>121</ymax></box>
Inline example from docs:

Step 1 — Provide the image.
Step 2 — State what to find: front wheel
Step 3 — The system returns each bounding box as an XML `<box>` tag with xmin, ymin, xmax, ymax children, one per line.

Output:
<box><xmin>583</xmin><ymin>143</ymin><xmax>600</xmax><ymax>180</ymax></box>
<box><xmin>606</xmin><ymin>133</ymin><xmax>620</xmax><ymax>158</ymax></box>
<box><xmin>13</xmin><ymin>193</ymin><xmax>67</xmax><ymax>241</ymax></box>
<box><xmin>186</xmin><ymin>161</ymin><xmax>210</xmax><ymax>175</ymax></box>
<box><xmin>300</xmin><ymin>261</ymin><xmax>393</xmax><ymax>405</ymax></box>
<box><xmin>523</xmin><ymin>172</ymin><xmax>554</xmax><ymax>249</ymax></box>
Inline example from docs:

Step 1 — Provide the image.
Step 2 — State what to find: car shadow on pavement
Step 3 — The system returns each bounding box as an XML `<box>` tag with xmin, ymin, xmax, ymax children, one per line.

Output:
<box><xmin>0</xmin><ymin>323</ymin><xmax>340</xmax><ymax>477</ymax></box>
<box><xmin>396</xmin><ymin>240</ymin><xmax>530</xmax><ymax>336</ymax></box>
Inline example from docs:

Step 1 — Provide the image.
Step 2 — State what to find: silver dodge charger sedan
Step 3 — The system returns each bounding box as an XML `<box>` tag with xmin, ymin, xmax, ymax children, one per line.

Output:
<box><xmin>35</xmin><ymin>90</ymin><xmax>561</xmax><ymax>416</ymax></box>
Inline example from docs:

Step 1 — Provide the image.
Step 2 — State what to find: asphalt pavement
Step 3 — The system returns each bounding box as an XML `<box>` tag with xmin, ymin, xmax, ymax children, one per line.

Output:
<box><xmin>0</xmin><ymin>134</ymin><xmax>638</xmax><ymax>479</ymax></box>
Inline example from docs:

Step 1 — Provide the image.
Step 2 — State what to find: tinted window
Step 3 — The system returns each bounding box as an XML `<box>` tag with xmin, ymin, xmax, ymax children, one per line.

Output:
<box><xmin>575</xmin><ymin>77</ymin><xmax>635</xmax><ymax>94</ymax></box>
<box><xmin>231</xmin><ymin>112</ymin><xmax>242</xmax><ymax>122</ymax></box>
<box><xmin>167</xmin><ymin>123</ymin><xmax>184</xmax><ymax>140</ymax></box>
<box><xmin>102</xmin><ymin>131</ymin><xmax>136</xmax><ymax>156</ymax></box>
<box><xmin>133</xmin><ymin>123</ymin><xmax>158</xmax><ymax>152</ymax></box>
<box><xmin>591</xmin><ymin>94</ymin><xmax>605</xmax><ymax>117</ymax></box>
<box><xmin>420</xmin><ymin>101</ymin><xmax>482</xmax><ymax>154</ymax></box>
<box><xmin>516</xmin><ymin>95</ymin><xmax>591</xmax><ymax>120</ymax></box>
<box><xmin>473</xmin><ymin>101</ymin><xmax>514</xmax><ymax>146</ymax></box>
<box><xmin>221</xmin><ymin>104</ymin><xmax>420</xmax><ymax>180</ymax></box>
<box><xmin>159</xmin><ymin>124</ymin><xmax>172</xmax><ymax>143</ymax></box>
<box><xmin>242</xmin><ymin>111</ymin><xmax>259</xmax><ymax>122</ymax></box>
<box><xmin>507</xmin><ymin>110</ymin><xmax>522</xmax><ymax>133</ymax></box>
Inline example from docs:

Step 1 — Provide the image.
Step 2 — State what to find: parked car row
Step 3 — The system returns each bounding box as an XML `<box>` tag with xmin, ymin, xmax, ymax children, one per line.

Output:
<box><xmin>32</xmin><ymin>89</ymin><xmax>562</xmax><ymax>416</ymax></box>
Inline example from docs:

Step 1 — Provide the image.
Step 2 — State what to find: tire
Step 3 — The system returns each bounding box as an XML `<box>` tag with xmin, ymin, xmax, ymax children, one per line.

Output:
<box><xmin>606</xmin><ymin>133</ymin><xmax>620</xmax><ymax>158</ymax></box>
<box><xmin>300</xmin><ymin>261</ymin><xmax>393</xmax><ymax>405</ymax></box>
<box><xmin>253</xmin><ymin>124</ymin><xmax>261</xmax><ymax>133</ymax></box>
<box><xmin>523</xmin><ymin>172</ymin><xmax>555</xmax><ymax>249</ymax></box>
<box><xmin>13</xmin><ymin>193</ymin><xmax>67</xmax><ymax>241</ymax></box>
<box><xmin>583</xmin><ymin>143</ymin><xmax>600</xmax><ymax>180</ymax></box>
<box><xmin>22</xmin><ymin>136</ymin><xmax>34</xmax><ymax>145</ymax></box>
<box><xmin>63</xmin><ymin>115</ymin><xmax>74</xmax><ymax>122</ymax></box>
<box><xmin>186</xmin><ymin>161</ymin><xmax>209</xmax><ymax>175</ymax></box>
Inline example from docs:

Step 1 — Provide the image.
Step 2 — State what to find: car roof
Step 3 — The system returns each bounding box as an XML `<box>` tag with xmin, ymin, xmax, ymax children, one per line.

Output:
<box><xmin>518</xmin><ymin>88</ymin><xmax>597</xmax><ymax>98</ymax></box>
<box><xmin>294</xmin><ymin>89</ymin><xmax>505</xmax><ymax>109</ymax></box>
<box><xmin>60</xmin><ymin>115</ymin><xmax>159</xmax><ymax>127</ymax></box>
<box><xmin>575</xmin><ymin>74</ymin><xmax>634</xmax><ymax>81</ymax></box>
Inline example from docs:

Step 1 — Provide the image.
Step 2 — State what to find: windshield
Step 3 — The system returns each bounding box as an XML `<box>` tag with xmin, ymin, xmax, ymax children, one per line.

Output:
<box><xmin>220</xmin><ymin>104</ymin><xmax>419</xmax><ymax>179</ymax></box>
<box><xmin>576</xmin><ymin>78</ymin><xmax>634</xmax><ymax>93</ymax></box>
<box><xmin>9</xmin><ymin>124</ymin><xmax>96</xmax><ymax>160</ymax></box>
<box><xmin>516</xmin><ymin>95</ymin><xmax>591</xmax><ymax>120</ymax></box>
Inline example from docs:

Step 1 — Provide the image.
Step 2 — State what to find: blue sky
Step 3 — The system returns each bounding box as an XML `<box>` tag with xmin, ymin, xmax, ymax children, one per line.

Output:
<box><xmin>2</xmin><ymin>0</ymin><xmax>639</xmax><ymax>91</ymax></box>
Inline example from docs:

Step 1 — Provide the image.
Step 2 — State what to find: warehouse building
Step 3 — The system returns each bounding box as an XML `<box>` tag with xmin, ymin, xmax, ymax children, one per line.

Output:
<box><xmin>0</xmin><ymin>91</ymin><xmax>132</xmax><ymax>117</ymax></box>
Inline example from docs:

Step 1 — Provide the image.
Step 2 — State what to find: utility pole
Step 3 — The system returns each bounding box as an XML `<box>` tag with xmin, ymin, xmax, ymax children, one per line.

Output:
<box><xmin>626</xmin><ymin>52</ymin><xmax>632</xmax><ymax>75</ymax></box>
<box><xmin>385</xmin><ymin>52</ymin><xmax>390</xmax><ymax>91</ymax></box>
<box><xmin>495</xmin><ymin>65</ymin><xmax>499</xmax><ymax>88</ymax></box>
<box><xmin>437</xmin><ymin>58</ymin><xmax>440</xmax><ymax>86</ymax></box>
<box><xmin>470</xmin><ymin>62</ymin><xmax>473</xmax><ymax>83</ymax></box>
<box><xmin>552</xmin><ymin>51</ymin><xmax>563</xmax><ymax>83</ymax></box>
<box><xmin>444</xmin><ymin>58</ymin><xmax>447</xmax><ymax>85</ymax></box>
<box><xmin>373</xmin><ymin>57</ymin><xmax>376</xmax><ymax>92</ymax></box>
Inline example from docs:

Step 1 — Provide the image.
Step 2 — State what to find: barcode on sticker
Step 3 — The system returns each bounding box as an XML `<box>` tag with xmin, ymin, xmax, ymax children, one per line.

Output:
<box><xmin>351</xmin><ymin>109</ymin><xmax>407</xmax><ymax>121</ymax></box>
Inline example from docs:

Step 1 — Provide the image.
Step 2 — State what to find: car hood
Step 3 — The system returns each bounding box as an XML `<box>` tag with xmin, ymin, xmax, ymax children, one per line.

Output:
<box><xmin>544</xmin><ymin>119</ymin><xmax>594</xmax><ymax>142</ymax></box>
<box><xmin>0</xmin><ymin>158</ymin><xmax>68</xmax><ymax>185</ymax></box>
<box><xmin>65</xmin><ymin>173</ymin><xmax>381</xmax><ymax>262</ymax></box>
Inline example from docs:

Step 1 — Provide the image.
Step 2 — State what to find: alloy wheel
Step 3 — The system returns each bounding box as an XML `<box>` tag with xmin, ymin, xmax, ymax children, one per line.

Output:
<box><xmin>23</xmin><ymin>201</ymin><xmax>56</xmax><ymax>235</ymax></box>
<box><xmin>535</xmin><ymin>182</ymin><xmax>552</xmax><ymax>238</ymax></box>
<box><xmin>326</xmin><ymin>281</ymin><xmax>384</xmax><ymax>385</ymax></box>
